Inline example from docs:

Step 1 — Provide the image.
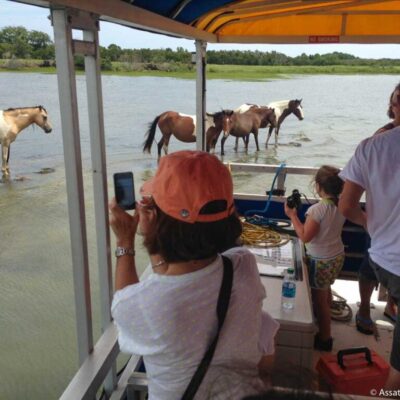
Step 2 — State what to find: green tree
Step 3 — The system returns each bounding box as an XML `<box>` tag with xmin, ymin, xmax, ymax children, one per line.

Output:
<box><xmin>0</xmin><ymin>26</ymin><xmax>32</xmax><ymax>58</ymax></box>
<box><xmin>106</xmin><ymin>44</ymin><xmax>122</xmax><ymax>61</ymax></box>
<box><xmin>28</xmin><ymin>30</ymin><xmax>52</xmax><ymax>51</ymax></box>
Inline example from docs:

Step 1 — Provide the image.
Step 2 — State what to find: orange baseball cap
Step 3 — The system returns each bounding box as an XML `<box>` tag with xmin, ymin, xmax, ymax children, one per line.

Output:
<box><xmin>140</xmin><ymin>150</ymin><xmax>235</xmax><ymax>223</ymax></box>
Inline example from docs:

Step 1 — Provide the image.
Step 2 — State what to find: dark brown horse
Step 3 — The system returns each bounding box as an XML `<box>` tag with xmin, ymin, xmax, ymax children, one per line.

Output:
<box><xmin>143</xmin><ymin>110</ymin><xmax>232</xmax><ymax>159</ymax></box>
<box><xmin>215</xmin><ymin>107</ymin><xmax>276</xmax><ymax>156</ymax></box>
<box><xmin>236</xmin><ymin>99</ymin><xmax>304</xmax><ymax>147</ymax></box>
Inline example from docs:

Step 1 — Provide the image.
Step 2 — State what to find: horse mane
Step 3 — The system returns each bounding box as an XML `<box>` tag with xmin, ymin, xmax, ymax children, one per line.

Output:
<box><xmin>207</xmin><ymin>109</ymin><xmax>234</xmax><ymax>118</ymax></box>
<box><xmin>267</xmin><ymin>100</ymin><xmax>290</xmax><ymax>108</ymax></box>
<box><xmin>4</xmin><ymin>105</ymin><xmax>46</xmax><ymax>112</ymax></box>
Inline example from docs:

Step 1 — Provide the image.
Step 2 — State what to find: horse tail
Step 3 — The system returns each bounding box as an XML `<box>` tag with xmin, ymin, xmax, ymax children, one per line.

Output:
<box><xmin>143</xmin><ymin>115</ymin><xmax>161</xmax><ymax>153</ymax></box>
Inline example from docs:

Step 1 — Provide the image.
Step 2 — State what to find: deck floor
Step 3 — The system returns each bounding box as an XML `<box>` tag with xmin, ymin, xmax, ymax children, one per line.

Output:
<box><xmin>313</xmin><ymin>279</ymin><xmax>394</xmax><ymax>367</ymax></box>
<box><xmin>309</xmin><ymin>279</ymin><xmax>396</xmax><ymax>397</ymax></box>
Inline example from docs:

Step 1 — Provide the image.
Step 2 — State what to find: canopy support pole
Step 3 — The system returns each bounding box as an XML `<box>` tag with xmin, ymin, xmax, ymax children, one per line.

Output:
<box><xmin>51</xmin><ymin>7</ymin><xmax>94</xmax><ymax>364</ymax></box>
<box><xmin>83</xmin><ymin>18</ymin><xmax>116</xmax><ymax>395</ymax></box>
<box><xmin>195</xmin><ymin>40</ymin><xmax>207</xmax><ymax>151</ymax></box>
<box><xmin>52</xmin><ymin>7</ymin><xmax>117</xmax><ymax>394</ymax></box>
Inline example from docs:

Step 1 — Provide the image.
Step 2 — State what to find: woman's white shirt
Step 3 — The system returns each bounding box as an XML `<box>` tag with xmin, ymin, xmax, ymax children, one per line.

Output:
<box><xmin>111</xmin><ymin>247</ymin><xmax>279</xmax><ymax>400</ymax></box>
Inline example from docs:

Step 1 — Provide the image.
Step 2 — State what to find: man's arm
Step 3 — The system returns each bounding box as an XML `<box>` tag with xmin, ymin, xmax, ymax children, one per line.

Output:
<box><xmin>338</xmin><ymin>180</ymin><xmax>367</xmax><ymax>229</ymax></box>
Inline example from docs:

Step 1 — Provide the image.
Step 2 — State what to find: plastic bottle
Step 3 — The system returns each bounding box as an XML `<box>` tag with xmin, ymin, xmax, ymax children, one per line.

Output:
<box><xmin>281</xmin><ymin>267</ymin><xmax>296</xmax><ymax>310</ymax></box>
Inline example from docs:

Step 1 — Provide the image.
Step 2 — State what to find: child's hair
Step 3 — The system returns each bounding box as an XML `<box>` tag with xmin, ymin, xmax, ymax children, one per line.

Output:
<box><xmin>314</xmin><ymin>165</ymin><xmax>343</xmax><ymax>205</ymax></box>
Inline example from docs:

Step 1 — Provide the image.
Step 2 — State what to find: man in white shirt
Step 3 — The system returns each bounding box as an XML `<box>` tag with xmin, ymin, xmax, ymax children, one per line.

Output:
<box><xmin>339</xmin><ymin>122</ymin><xmax>400</xmax><ymax>390</ymax></box>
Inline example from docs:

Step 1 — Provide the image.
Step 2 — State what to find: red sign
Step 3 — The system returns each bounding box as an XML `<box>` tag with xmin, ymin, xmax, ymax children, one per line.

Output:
<box><xmin>309</xmin><ymin>35</ymin><xmax>340</xmax><ymax>43</ymax></box>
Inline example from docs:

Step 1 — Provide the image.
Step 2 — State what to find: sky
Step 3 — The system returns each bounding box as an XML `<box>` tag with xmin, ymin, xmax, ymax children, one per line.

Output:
<box><xmin>1</xmin><ymin>0</ymin><xmax>400</xmax><ymax>59</ymax></box>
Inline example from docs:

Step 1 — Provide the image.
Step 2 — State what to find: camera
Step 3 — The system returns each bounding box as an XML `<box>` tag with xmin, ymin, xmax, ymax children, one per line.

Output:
<box><xmin>286</xmin><ymin>189</ymin><xmax>302</xmax><ymax>209</ymax></box>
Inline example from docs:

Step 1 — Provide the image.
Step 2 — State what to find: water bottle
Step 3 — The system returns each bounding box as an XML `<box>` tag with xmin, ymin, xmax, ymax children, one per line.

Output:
<box><xmin>281</xmin><ymin>268</ymin><xmax>296</xmax><ymax>310</ymax></box>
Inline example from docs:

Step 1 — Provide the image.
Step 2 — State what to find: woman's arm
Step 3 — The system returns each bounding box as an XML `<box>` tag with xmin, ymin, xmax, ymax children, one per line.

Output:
<box><xmin>284</xmin><ymin>203</ymin><xmax>320</xmax><ymax>243</ymax></box>
<box><xmin>109</xmin><ymin>199</ymin><xmax>140</xmax><ymax>291</ymax></box>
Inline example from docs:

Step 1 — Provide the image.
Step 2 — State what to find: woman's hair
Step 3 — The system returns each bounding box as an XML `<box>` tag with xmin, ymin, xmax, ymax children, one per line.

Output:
<box><xmin>143</xmin><ymin>203</ymin><xmax>243</xmax><ymax>262</ymax></box>
<box><xmin>387</xmin><ymin>82</ymin><xmax>400</xmax><ymax>119</ymax></box>
<box><xmin>314</xmin><ymin>165</ymin><xmax>343</xmax><ymax>205</ymax></box>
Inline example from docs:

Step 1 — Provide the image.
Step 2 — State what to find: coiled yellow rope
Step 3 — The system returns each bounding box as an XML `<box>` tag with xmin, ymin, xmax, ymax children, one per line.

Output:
<box><xmin>240</xmin><ymin>219</ymin><xmax>290</xmax><ymax>248</ymax></box>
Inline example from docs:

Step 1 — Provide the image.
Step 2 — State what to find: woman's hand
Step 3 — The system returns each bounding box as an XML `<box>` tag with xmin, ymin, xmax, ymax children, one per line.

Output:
<box><xmin>284</xmin><ymin>201</ymin><xmax>297</xmax><ymax>219</ymax></box>
<box><xmin>109</xmin><ymin>198</ymin><xmax>139</xmax><ymax>248</ymax></box>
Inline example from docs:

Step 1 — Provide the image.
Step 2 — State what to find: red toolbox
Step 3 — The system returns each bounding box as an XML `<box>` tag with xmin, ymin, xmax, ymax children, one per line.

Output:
<box><xmin>316</xmin><ymin>347</ymin><xmax>390</xmax><ymax>396</ymax></box>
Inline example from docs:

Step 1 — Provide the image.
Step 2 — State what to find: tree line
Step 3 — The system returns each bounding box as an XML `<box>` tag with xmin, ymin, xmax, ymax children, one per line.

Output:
<box><xmin>1</xmin><ymin>26</ymin><xmax>400</xmax><ymax>70</ymax></box>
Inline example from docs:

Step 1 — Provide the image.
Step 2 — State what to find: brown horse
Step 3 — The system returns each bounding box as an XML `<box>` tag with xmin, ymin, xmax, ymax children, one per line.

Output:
<box><xmin>216</xmin><ymin>107</ymin><xmax>276</xmax><ymax>156</ymax></box>
<box><xmin>235</xmin><ymin>99</ymin><xmax>304</xmax><ymax>148</ymax></box>
<box><xmin>0</xmin><ymin>105</ymin><xmax>52</xmax><ymax>178</ymax></box>
<box><xmin>143</xmin><ymin>110</ymin><xmax>232</xmax><ymax>159</ymax></box>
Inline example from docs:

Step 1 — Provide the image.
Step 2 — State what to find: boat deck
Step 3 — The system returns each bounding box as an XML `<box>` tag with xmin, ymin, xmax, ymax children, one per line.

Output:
<box><xmin>313</xmin><ymin>279</ymin><xmax>394</xmax><ymax>368</ymax></box>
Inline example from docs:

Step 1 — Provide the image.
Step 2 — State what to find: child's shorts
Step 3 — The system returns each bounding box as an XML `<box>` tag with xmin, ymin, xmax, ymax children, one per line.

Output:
<box><xmin>306</xmin><ymin>253</ymin><xmax>345</xmax><ymax>290</ymax></box>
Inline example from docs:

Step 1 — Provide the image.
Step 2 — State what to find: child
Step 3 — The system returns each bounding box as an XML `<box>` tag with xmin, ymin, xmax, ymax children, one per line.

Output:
<box><xmin>284</xmin><ymin>165</ymin><xmax>345</xmax><ymax>351</ymax></box>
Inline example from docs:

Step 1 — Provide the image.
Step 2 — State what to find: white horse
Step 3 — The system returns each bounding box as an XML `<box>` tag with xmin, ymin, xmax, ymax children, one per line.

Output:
<box><xmin>0</xmin><ymin>105</ymin><xmax>52</xmax><ymax>178</ymax></box>
<box><xmin>235</xmin><ymin>99</ymin><xmax>304</xmax><ymax>147</ymax></box>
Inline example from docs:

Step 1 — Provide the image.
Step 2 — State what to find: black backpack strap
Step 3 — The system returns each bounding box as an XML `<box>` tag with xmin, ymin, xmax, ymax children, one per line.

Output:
<box><xmin>181</xmin><ymin>255</ymin><xmax>234</xmax><ymax>400</ymax></box>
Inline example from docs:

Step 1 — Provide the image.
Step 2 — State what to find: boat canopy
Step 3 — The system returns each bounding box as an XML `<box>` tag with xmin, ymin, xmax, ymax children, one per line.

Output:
<box><xmin>19</xmin><ymin>0</ymin><xmax>400</xmax><ymax>44</ymax></box>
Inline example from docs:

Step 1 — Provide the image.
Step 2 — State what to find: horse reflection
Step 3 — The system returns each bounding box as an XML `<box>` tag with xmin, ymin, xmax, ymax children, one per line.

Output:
<box><xmin>143</xmin><ymin>110</ymin><xmax>232</xmax><ymax>159</ymax></box>
<box><xmin>0</xmin><ymin>105</ymin><xmax>52</xmax><ymax>178</ymax></box>
<box><xmin>236</xmin><ymin>99</ymin><xmax>304</xmax><ymax>147</ymax></box>
<box><xmin>217</xmin><ymin>107</ymin><xmax>276</xmax><ymax>156</ymax></box>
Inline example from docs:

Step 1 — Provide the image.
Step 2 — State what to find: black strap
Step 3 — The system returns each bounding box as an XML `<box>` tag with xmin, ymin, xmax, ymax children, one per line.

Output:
<box><xmin>181</xmin><ymin>255</ymin><xmax>234</xmax><ymax>400</ymax></box>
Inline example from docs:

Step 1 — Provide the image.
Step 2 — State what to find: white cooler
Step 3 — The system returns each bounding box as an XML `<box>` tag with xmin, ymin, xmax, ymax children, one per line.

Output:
<box><xmin>248</xmin><ymin>240</ymin><xmax>316</xmax><ymax>371</ymax></box>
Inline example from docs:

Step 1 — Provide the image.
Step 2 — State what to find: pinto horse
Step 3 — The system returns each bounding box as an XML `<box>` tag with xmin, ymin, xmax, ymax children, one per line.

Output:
<box><xmin>237</xmin><ymin>99</ymin><xmax>304</xmax><ymax>147</ymax></box>
<box><xmin>217</xmin><ymin>107</ymin><xmax>276</xmax><ymax>156</ymax></box>
<box><xmin>143</xmin><ymin>110</ymin><xmax>232</xmax><ymax>159</ymax></box>
<box><xmin>0</xmin><ymin>105</ymin><xmax>52</xmax><ymax>178</ymax></box>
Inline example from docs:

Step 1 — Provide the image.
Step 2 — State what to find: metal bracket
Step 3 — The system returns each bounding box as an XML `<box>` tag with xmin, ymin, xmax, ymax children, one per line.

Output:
<box><xmin>73</xmin><ymin>39</ymin><xmax>96</xmax><ymax>56</ymax></box>
<box><xmin>68</xmin><ymin>8</ymin><xmax>99</xmax><ymax>31</ymax></box>
<box><xmin>50</xmin><ymin>8</ymin><xmax>99</xmax><ymax>56</ymax></box>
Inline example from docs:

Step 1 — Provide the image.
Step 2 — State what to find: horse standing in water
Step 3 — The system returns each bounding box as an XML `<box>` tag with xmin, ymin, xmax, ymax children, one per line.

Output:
<box><xmin>0</xmin><ymin>106</ymin><xmax>52</xmax><ymax>178</ymax></box>
<box><xmin>143</xmin><ymin>110</ymin><xmax>232</xmax><ymax>159</ymax></box>
<box><xmin>236</xmin><ymin>99</ymin><xmax>304</xmax><ymax>147</ymax></box>
<box><xmin>217</xmin><ymin>107</ymin><xmax>276</xmax><ymax>156</ymax></box>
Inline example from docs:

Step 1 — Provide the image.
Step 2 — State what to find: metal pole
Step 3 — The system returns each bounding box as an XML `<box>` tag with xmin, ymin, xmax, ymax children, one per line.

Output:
<box><xmin>83</xmin><ymin>22</ymin><xmax>116</xmax><ymax>394</ymax></box>
<box><xmin>83</xmin><ymin>23</ymin><xmax>113</xmax><ymax>336</ymax></box>
<box><xmin>51</xmin><ymin>8</ymin><xmax>93</xmax><ymax>364</ymax></box>
<box><xmin>195</xmin><ymin>40</ymin><xmax>207</xmax><ymax>151</ymax></box>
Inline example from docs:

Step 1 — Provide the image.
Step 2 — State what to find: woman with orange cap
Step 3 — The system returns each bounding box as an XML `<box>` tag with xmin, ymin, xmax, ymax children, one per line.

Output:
<box><xmin>109</xmin><ymin>150</ymin><xmax>279</xmax><ymax>400</ymax></box>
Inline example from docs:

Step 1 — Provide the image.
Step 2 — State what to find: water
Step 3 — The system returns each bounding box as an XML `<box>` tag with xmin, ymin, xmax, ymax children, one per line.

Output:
<box><xmin>0</xmin><ymin>72</ymin><xmax>397</xmax><ymax>399</ymax></box>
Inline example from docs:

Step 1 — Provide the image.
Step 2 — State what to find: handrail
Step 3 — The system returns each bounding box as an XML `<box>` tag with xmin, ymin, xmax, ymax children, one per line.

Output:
<box><xmin>110</xmin><ymin>355</ymin><xmax>143</xmax><ymax>400</ymax></box>
<box><xmin>227</xmin><ymin>162</ymin><xmax>318</xmax><ymax>175</ymax></box>
<box><xmin>60</xmin><ymin>323</ymin><xmax>120</xmax><ymax>400</ymax></box>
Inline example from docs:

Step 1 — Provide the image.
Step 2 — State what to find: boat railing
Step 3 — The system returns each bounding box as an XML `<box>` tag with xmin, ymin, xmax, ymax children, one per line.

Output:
<box><xmin>60</xmin><ymin>322</ymin><xmax>143</xmax><ymax>400</ymax></box>
<box><xmin>227</xmin><ymin>162</ymin><xmax>318</xmax><ymax>196</ymax></box>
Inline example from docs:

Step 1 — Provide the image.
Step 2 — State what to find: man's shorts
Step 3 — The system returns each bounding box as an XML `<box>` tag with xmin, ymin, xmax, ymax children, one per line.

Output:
<box><xmin>369</xmin><ymin>257</ymin><xmax>400</xmax><ymax>371</ymax></box>
<box><xmin>358</xmin><ymin>253</ymin><xmax>379</xmax><ymax>288</ymax></box>
<box><xmin>358</xmin><ymin>235</ymin><xmax>379</xmax><ymax>287</ymax></box>
<box><xmin>306</xmin><ymin>253</ymin><xmax>345</xmax><ymax>290</ymax></box>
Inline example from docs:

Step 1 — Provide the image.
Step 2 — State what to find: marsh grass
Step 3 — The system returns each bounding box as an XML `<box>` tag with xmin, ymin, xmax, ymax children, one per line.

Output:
<box><xmin>1</xmin><ymin>59</ymin><xmax>400</xmax><ymax>80</ymax></box>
